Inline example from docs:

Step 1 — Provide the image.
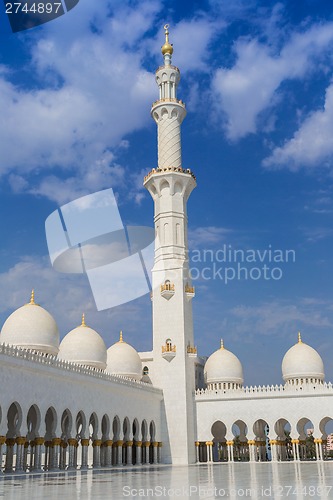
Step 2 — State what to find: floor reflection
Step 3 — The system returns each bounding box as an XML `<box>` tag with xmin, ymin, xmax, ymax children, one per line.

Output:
<box><xmin>0</xmin><ymin>462</ymin><xmax>332</xmax><ymax>499</ymax></box>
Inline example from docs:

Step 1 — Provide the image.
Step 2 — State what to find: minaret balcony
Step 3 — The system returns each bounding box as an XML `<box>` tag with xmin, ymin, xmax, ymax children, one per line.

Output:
<box><xmin>185</xmin><ymin>284</ymin><xmax>195</xmax><ymax>300</ymax></box>
<box><xmin>151</xmin><ymin>97</ymin><xmax>185</xmax><ymax>108</ymax></box>
<box><xmin>144</xmin><ymin>167</ymin><xmax>196</xmax><ymax>183</ymax></box>
<box><xmin>187</xmin><ymin>345</ymin><xmax>197</xmax><ymax>357</ymax></box>
<box><xmin>160</xmin><ymin>281</ymin><xmax>175</xmax><ymax>300</ymax></box>
<box><xmin>162</xmin><ymin>343</ymin><xmax>176</xmax><ymax>362</ymax></box>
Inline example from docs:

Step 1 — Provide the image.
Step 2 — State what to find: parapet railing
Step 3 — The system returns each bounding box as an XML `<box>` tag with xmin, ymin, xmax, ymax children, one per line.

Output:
<box><xmin>0</xmin><ymin>343</ymin><xmax>162</xmax><ymax>394</ymax></box>
<box><xmin>195</xmin><ymin>382</ymin><xmax>333</xmax><ymax>399</ymax></box>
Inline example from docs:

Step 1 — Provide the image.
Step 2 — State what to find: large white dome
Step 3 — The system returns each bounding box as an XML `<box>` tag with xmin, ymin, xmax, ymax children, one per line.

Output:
<box><xmin>204</xmin><ymin>341</ymin><xmax>244</xmax><ymax>386</ymax></box>
<box><xmin>106</xmin><ymin>332</ymin><xmax>142</xmax><ymax>381</ymax></box>
<box><xmin>282</xmin><ymin>333</ymin><xmax>324</xmax><ymax>382</ymax></box>
<box><xmin>58</xmin><ymin>315</ymin><xmax>107</xmax><ymax>370</ymax></box>
<box><xmin>0</xmin><ymin>291</ymin><xmax>59</xmax><ymax>355</ymax></box>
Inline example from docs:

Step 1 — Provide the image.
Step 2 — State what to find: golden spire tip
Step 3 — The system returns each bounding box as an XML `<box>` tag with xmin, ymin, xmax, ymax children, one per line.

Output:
<box><xmin>30</xmin><ymin>289</ymin><xmax>35</xmax><ymax>305</ymax></box>
<box><xmin>119</xmin><ymin>330</ymin><xmax>123</xmax><ymax>343</ymax></box>
<box><xmin>298</xmin><ymin>331</ymin><xmax>302</xmax><ymax>344</ymax></box>
<box><xmin>161</xmin><ymin>23</ymin><xmax>173</xmax><ymax>56</ymax></box>
<box><xmin>220</xmin><ymin>339</ymin><xmax>224</xmax><ymax>349</ymax></box>
<box><xmin>81</xmin><ymin>313</ymin><xmax>86</xmax><ymax>327</ymax></box>
<box><xmin>164</xmin><ymin>24</ymin><xmax>169</xmax><ymax>42</ymax></box>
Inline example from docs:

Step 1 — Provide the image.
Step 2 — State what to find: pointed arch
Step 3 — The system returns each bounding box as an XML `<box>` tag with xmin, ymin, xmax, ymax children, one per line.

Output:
<box><xmin>75</xmin><ymin>411</ymin><xmax>87</xmax><ymax>439</ymax></box>
<box><xmin>141</xmin><ymin>419</ymin><xmax>148</xmax><ymax>442</ymax></box>
<box><xmin>45</xmin><ymin>406</ymin><xmax>57</xmax><ymax>441</ymax></box>
<box><xmin>89</xmin><ymin>412</ymin><xmax>99</xmax><ymax>440</ymax></box>
<box><xmin>61</xmin><ymin>409</ymin><xmax>73</xmax><ymax>440</ymax></box>
<box><xmin>112</xmin><ymin>415</ymin><xmax>121</xmax><ymax>441</ymax></box>
<box><xmin>123</xmin><ymin>417</ymin><xmax>131</xmax><ymax>441</ymax></box>
<box><xmin>7</xmin><ymin>402</ymin><xmax>22</xmax><ymax>438</ymax></box>
<box><xmin>101</xmin><ymin>414</ymin><xmax>110</xmax><ymax>440</ymax></box>
<box><xmin>27</xmin><ymin>404</ymin><xmax>41</xmax><ymax>440</ymax></box>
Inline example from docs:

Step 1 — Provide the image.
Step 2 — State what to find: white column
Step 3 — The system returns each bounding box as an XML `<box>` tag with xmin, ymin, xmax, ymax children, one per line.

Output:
<box><xmin>16</xmin><ymin>437</ymin><xmax>27</xmax><ymax>472</ymax></box>
<box><xmin>153</xmin><ymin>442</ymin><xmax>159</xmax><ymax>464</ymax></box>
<box><xmin>80</xmin><ymin>439</ymin><xmax>89</xmax><ymax>469</ymax></box>
<box><xmin>136</xmin><ymin>442</ymin><xmax>142</xmax><ymax>465</ymax></box>
<box><xmin>316</xmin><ymin>440</ymin><xmax>323</xmax><ymax>461</ymax></box>
<box><xmin>67</xmin><ymin>439</ymin><xmax>77</xmax><ymax>469</ymax></box>
<box><xmin>34</xmin><ymin>438</ymin><xmax>44</xmax><ymax>471</ymax></box>
<box><xmin>5</xmin><ymin>438</ymin><xmax>15</xmax><ymax>472</ymax></box>
<box><xmin>144</xmin><ymin>442</ymin><xmax>150</xmax><ymax>464</ymax></box>
<box><xmin>23</xmin><ymin>442</ymin><xmax>29</xmax><ymax>471</ymax></box>
<box><xmin>92</xmin><ymin>440</ymin><xmax>102</xmax><ymax>468</ymax></box>
<box><xmin>248</xmin><ymin>441</ymin><xmax>255</xmax><ymax>462</ymax></box>
<box><xmin>116</xmin><ymin>441</ymin><xmax>123</xmax><ymax>465</ymax></box>
<box><xmin>126</xmin><ymin>442</ymin><xmax>133</xmax><ymax>466</ymax></box>
<box><xmin>104</xmin><ymin>441</ymin><xmax>112</xmax><ymax>467</ymax></box>
<box><xmin>51</xmin><ymin>438</ymin><xmax>61</xmax><ymax>470</ymax></box>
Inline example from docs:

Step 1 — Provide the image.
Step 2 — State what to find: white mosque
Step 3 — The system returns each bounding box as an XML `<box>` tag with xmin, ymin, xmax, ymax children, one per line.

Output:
<box><xmin>0</xmin><ymin>26</ymin><xmax>333</xmax><ymax>472</ymax></box>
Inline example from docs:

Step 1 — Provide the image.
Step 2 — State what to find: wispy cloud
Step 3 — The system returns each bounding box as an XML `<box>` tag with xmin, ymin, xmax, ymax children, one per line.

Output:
<box><xmin>212</xmin><ymin>22</ymin><xmax>333</xmax><ymax>140</ymax></box>
<box><xmin>189</xmin><ymin>226</ymin><xmax>233</xmax><ymax>247</ymax></box>
<box><xmin>0</xmin><ymin>255</ymin><xmax>152</xmax><ymax>349</ymax></box>
<box><xmin>263</xmin><ymin>82</ymin><xmax>333</xmax><ymax>170</ymax></box>
<box><xmin>230</xmin><ymin>300</ymin><xmax>332</xmax><ymax>334</ymax></box>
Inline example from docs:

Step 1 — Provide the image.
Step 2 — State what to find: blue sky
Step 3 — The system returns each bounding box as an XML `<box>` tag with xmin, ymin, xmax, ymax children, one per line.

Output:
<box><xmin>0</xmin><ymin>0</ymin><xmax>333</xmax><ymax>385</ymax></box>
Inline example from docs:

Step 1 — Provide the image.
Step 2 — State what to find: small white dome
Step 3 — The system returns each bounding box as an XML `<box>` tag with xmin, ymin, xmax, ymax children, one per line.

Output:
<box><xmin>282</xmin><ymin>333</ymin><xmax>324</xmax><ymax>382</ymax></box>
<box><xmin>58</xmin><ymin>315</ymin><xmax>107</xmax><ymax>370</ymax></box>
<box><xmin>204</xmin><ymin>341</ymin><xmax>244</xmax><ymax>385</ymax></box>
<box><xmin>106</xmin><ymin>332</ymin><xmax>142</xmax><ymax>381</ymax></box>
<box><xmin>0</xmin><ymin>291</ymin><xmax>59</xmax><ymax>355</ymax></box>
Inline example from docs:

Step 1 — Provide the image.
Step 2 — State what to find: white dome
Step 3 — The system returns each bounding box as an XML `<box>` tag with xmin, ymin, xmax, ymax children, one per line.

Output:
<box><xmin>106</xmin><ymin>332</ymin><xmax>142</xmax><ymax>381</ymax></box>
<box><xmin>282</xmin><ymin>333</ymin><xmax>325</xmax><ymax>382</ymax></box>
<box><xmin>58</xmin><ymin>315</ymin><xmax>107</xmax><ymax>370</ymax></box>
<box><xmin>0</xmin><ymin>291</ymin><xmax>59</xmax><ymax>355</ymax></box>
<box><xmin>204</xmin><ymin>341</ymin><xmax>244</xmax><ymax>385</ymax></box>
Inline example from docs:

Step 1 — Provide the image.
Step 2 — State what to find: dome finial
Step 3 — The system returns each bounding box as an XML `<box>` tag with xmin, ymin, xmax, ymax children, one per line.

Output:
<box><xmin>161</xmin><ymin>24</ymin><xmax>173</xmax><ymax>57</ymax></box>
<box><xmin>298</xmin><ymin>331</ymin><xmax>302</xmax><ymax>344</ymax></box>
<box><xmin>30</xmin><ymin>289</ymin><xmax>35</xmax><ymax>305</ymax></box>
<box><xmin>119</xmin><ymin>330</ymin><xmax>124</xmax><ymax>343</ymax></box>
<box><xmin>220</xmin><ymin>338</ymin><xmax>224</xmax><ymax>349</ymax></box>
<box><xmin>81</xmin><ymin>313</ymin><xmax>86</xmax><ymax>327</ymax></box>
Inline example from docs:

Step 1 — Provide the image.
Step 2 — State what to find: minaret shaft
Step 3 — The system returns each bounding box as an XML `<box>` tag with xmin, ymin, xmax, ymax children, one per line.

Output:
<box><xmin>143</xmin><ymin>26</ymin><xmax>197</xmax><ymax>465</ymax></box>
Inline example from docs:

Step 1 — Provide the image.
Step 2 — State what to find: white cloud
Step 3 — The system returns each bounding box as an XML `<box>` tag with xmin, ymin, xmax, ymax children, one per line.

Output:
<box><xmin>0</xmin><ymin>0</ymin><xmax>161</xmax><ymax>202</ymax></box>
<box><xmin>0</xmin><ymin>1</ymin><xmax>224</xmax><ymax>203</ymax></box>
<box><xmin>229</xmin><ymin>300</ymin><xmax>332</xmax><ymax>337</ymax></box>
<box><xmin>153</xmin><ymin>17</ymin><xmax>224</xmax><ymax>74</ymax></box>
<box><xmin>263</xmin><ymin>83</ymin><xmax>333</xmax><ymax>170</ymax></box>
<box><xmin>189</xmin><ymin>226</ymin><xmax>233</xmax><ymax>247</ymax></box>
<box><xmin>212</xmin><ymin>22</ymin><xmax>333</xmax><ymax>140</ymax></box>
<box><xmin>0</xmin><ymin>255</ymin><xmax>151</xmax><ymax>349</ymax></box>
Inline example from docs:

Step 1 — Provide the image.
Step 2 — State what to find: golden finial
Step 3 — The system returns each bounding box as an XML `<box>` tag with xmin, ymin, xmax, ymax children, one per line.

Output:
<box><xmin>81</xmin><ymin>313</ymin><xmax>86</xmax><ymax>327</ymax></box>
<box><xmin>161</xmin><ymin>24</ymin><xmax>173</xmax><ymax>56</ymax></box>
<box><xmin>29</xmin><ymin>289</ymin><xmax>35</xmax><ymax>305</ymax></box>
<box><xmin>298</xmin><ymin>331</ymin><xmax>302</xmax><ymax>344</ymax></box>
<box><xmin>119</xmin><ymin>330</ymin><xmax>124</xmax><ymax>343</ymax></box>
<box><xmin>220</xmin><ymin>339</ymin><xmax>224</xmax><ymax>349</ymax></box>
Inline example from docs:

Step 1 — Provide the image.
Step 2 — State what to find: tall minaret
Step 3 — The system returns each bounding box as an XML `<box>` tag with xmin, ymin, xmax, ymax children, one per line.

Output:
<box><xmin>144</xmin><ymin>25</ymin><xmax>197</xmax><ymax>465</ymax></box>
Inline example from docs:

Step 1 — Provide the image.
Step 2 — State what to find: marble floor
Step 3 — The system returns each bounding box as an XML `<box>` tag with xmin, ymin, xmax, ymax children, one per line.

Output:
<box><xmin>0</xmin><ymin>462</ymin><xmax>333</xmax><ymax>499</ymax></box>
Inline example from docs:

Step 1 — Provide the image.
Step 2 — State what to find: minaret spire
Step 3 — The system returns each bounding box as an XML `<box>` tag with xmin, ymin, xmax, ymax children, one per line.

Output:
<box><xmin>149</xmin><ymin>24</ymin><xmax>187</xmax><ymax>170</ymax></box>
<box><xmin>161</xmin><ymin>24</ymin><xmax>173</xmax><ymax>65</ymax></box>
